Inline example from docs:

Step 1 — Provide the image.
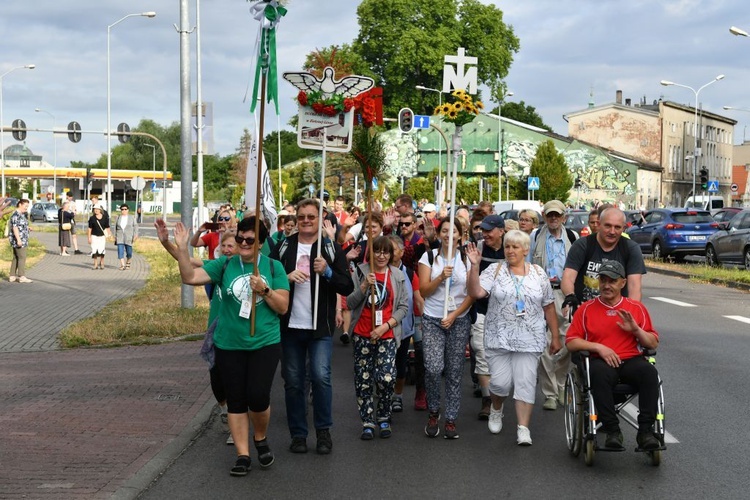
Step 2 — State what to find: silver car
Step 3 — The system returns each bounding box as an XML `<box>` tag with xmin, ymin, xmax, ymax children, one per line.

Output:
<box><xmin>29</xmin><ymin>202</ymin><xmax>59</xmax><ymax>222</ymax></box>
<box><xmin>705</xmin><ymin>209</ymin><xmax>750</xmax><ymax>269</ymax></box>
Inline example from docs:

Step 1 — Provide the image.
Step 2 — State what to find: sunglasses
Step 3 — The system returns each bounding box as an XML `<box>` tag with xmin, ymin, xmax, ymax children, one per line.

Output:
<box><xmin>218</xmin><ymin>216</ymin><xmax>231</xmax><ymax>221</ymax></box>
<box><xmin>472</xmin><ymin>225</ymin><xmax>482</xmax><ymax>231</ymax></box>
<box><xmin>121</xmin><ymin>208</ymin><xmax>129</xmax><ymax>211</ymax></box>
<box><xmin>401</xmin><ymin>222</ymin><xmax>413</xmax><ymax>227</ymax></box>
<box><xmin>298</xmin><ymin>214</ymin><xmax>317</xmax><ymax>221</ymax></box>
<box><xmin>234</xmin><ymin>235</ymin><xmax>256</xmax><ymax>245</ymax></box>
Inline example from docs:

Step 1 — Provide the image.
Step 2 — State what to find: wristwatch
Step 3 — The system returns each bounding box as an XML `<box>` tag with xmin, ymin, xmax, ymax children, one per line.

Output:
<box><xmin>262</xmin><ymin>286</ymin><xmax>270</xmax><ymax>296</ymax></box>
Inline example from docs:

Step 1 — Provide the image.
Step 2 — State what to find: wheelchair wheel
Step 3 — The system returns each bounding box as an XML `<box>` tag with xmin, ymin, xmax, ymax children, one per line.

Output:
<box><xmin>650</xmin><ymin>450</ymin><xmax>661</xmax><ymax>467</ymax></box>
<box><xmin>564</xmin><ymin>372</ymin><xmax>583</xmax><ymax>456</ymax></box>
<box><xmin>584</xmin><ymin>438</ymin><xmax>595</xmax><ymax>466</ymax></box>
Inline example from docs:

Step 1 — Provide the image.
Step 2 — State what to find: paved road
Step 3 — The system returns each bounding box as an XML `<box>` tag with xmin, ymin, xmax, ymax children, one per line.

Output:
<box><xmin>139</xmin><ymin>273</ymin><xmax>750</xmax><ymax>499</ymax></box>
<box><xmin>0</xmin><ymin>230</ymin><xmax>213</xmax><ymax>499</ymax></box>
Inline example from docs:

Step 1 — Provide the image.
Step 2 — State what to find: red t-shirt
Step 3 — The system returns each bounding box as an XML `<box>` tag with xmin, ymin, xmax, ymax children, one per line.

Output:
<box><xmin>201</xmin><ymin>232</ymin><xmax>221</xmax><ymax>260</ymax></box>
<box><xmin>566</xmin><ymin>297</ymin><xmax>658</xmax><ymax>360</ymax></box>
<box><xmin>354</xmin><ymin>270</ymin><xmax>394</xmax><ymax>339</ymax></box>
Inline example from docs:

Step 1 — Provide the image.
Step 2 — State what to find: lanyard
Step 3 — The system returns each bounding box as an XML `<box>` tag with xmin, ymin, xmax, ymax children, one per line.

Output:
<box><xmin>507</xmin><ymin>261</ymin><xmax>527</xmax><ymax>301</ymax></box>
<box><xmin>440</xmin><ymin>249</ymin><xmax>458</xmax><ymax>288</ymax></box>
<box><xmin>238</xmin><ymin>257</ymin><xmax>260</xmax><ymax>300</ymax></box>
<box><xmin>373</xmin><ymin>267</ymin><xmax>389</xmax><ymax>309</ymax></box>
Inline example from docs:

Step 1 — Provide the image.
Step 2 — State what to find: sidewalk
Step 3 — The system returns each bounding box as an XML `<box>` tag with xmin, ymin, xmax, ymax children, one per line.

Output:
<box><xmin>0</xmin><ymin>230</ymin><xmax>213</xmax><ymax>499</ymax></box>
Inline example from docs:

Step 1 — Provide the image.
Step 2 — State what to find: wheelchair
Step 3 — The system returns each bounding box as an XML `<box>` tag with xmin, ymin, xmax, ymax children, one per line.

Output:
<box><xmin>563</xmin><ymin>350</ymin><xmax>666</xmax><ymax>466</ymax></box>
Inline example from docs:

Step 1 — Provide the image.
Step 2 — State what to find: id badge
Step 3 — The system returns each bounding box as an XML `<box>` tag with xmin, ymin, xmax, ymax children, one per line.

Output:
<box><xmin>375</xmin><ymin>310</ymin><xmax>383</xmax><ymax>326</ymax></box>
<box><xmin>515</xmin><ymin>300</ymin><xmax>526</xmax><ymax>316</ymax></box>
<box><xmin>447</xmin><ymin>295</ymin><xmax>457</xmax><ymax>311</ymax></box>
<box><xmin>239</xmin><ymin>299</ymin><xmax>252</xmax><ymax>319</ymax></box>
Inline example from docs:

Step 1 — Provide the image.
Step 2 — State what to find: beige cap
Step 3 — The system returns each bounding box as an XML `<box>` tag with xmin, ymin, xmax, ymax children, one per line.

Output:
<box><xmin>543</xmin><ymin>200</ymin><xmax>566</xmax><ymax>215</ymax></box>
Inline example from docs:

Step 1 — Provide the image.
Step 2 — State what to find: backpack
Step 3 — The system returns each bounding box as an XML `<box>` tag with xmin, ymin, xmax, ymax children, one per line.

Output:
<box><xmin>573</xmin><ymin>234</ymin><xmax>631</xmax><ymax>300</ymax></box>
<box><xmin>276</xmin><ymin>236</ymin><xmax>336</xmax><ymax>270</ymax></box>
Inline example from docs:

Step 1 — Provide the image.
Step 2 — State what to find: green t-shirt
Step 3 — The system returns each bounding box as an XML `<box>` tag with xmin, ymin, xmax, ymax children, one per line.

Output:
<box><xmin>204</xmin><ymin>254</ymin><xmax>289</xmax><ymax>351</ymax></box>
<box><xmin>260</xmin><ymin>231</ymin><xmax>286</xmax><ymax>257</ymax></box>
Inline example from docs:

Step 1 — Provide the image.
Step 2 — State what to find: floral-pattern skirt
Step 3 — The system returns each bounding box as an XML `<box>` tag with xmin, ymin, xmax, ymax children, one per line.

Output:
<box><xmin>353</xmin><ymin>334</ymin><xmax>397</xmax><ymax>427</ymax></box>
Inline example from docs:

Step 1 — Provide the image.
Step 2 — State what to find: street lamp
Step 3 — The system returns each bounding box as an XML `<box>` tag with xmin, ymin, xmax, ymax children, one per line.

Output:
<box><xmin>660</xmin><ymin>75</ymin><xmax>724</xmax><ymax>202</ymax></box>
<box><xmin>0</xmin><ymin>64</ymin><xmax>35</xmax><ymax>197</ymax></box>
<box><xmin>107</xmin><ymin>11</ymin><xmax>156</xmax><ymax>213</ymax></box>
<box><xmin>35</xmin><ymin>107</ymin><xmax>56</xmax><ymax>200</ymax></box>
<box><xmin>416</xmin><ymin>84</ymin><xmax>448</xmax><ymax>202</ymax></box>
<box><xmin>144</xmin><ymin>143</ymin><xmax>156</xmax><ymax>183</ymax></box>
<box><xmin>496</xmin><ymin>90</ymin><xmax>513</xmax><ymax>201</ymax></box>
<box><xmin>730</xmin><ymin>26</ymin><xmax>749</xmax><ymax>37</ymax></box>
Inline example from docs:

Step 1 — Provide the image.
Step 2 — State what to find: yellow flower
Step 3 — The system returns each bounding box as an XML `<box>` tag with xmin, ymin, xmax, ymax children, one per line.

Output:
<box><xmin>448</xmin><ymin>109</ymin><xmax>458</xmax><ymax>119</ymax></box>
<box><xmin>453</xmin><ymin>101</ymin><xmax>464</xmax><ymax>112</ymax></box>
<box><xmin>465</xmin><ymin>104</ymin><xmax>476</xmax><ymax>114</ymax></box>
<box><xmin>434</xmin><ymin>106</ymin><xmax>442</xmax><ymax>116</ymax></box>
<box><xmin>476</xmin><ymin>101</ymin><xmax>484</xmax><ymax>110</ymax></box>
<box><xmin>440</xmin><ymin>103</ymin><xmax>452</xmax><ymax>115</ymax></box>
<box><xmin>452</xmin><ymin>89</ymin><xmax>466</xmax><ymax>98</ymax></box>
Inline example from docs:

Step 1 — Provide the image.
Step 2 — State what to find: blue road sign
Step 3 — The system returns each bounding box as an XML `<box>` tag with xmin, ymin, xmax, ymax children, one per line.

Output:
<box><xmin>707</xmin><ymin>180</ymin><xmax>719</xmax><ymax>193</ymax></box>
<box><xmin>413</xmin><ymin>115</ymin><xmax>431</xmax><ymax>129</ymax></box>
<box><xmin>527</xmin><ymin>176</ymin><xmax>540</xmax><ymax>191</ymax></box>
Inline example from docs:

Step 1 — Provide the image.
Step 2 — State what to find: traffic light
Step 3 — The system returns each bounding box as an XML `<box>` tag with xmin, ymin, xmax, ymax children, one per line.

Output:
<box><xmin>11</xmin><ymin>119</ymin><xmax>27</xmax><ymax>141</ymax></box>
<box><xmin>398</xmin><ymin>107</ymin><xmax>413</xmax><ymax>133</ymax></box>
<box><xmin>574</xmin><ymin>176</ymin><xmax>581</xmax><ymax>189</ymax></box>
<box><xmin>699</xmin><ymin>167</ymin><xmax>709</xmax><ymax>190</ymax></box>
<box><xmin>67</xmin><ymin>121</ymin><xmax>82</xmax><ymax>143</ymax></box>
<box><xmin>117</xmin><ymin>122</ymin><xmax>131</xmax><ymax>144</ymax></box>
<box><xmin>85</xmin><ymin>167</ymin><xmax>93</xmax><ymax>185</ymax></box>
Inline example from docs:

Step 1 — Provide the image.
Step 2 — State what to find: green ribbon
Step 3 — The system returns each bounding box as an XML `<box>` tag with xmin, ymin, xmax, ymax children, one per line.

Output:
<box><xmin>250</xmin><ymin>2</ymin><xmax>287</xmax><ymax>114</ymax></box>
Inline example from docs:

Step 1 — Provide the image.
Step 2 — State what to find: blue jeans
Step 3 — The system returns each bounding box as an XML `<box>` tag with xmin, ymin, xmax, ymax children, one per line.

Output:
<box><xmin>117</xmin><ymin>243</ymin><xmax>133</xmax><ymax>260</ymax></box>
<box><xmin>281</xmin><ymin>328</ymin><xmax>333</xmax><ymax>439</ymax></box>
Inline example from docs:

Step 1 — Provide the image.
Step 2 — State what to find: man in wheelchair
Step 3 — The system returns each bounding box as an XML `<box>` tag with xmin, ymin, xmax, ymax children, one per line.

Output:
<box><xmin>565</xmin><ymin>260</ymin><xmax>661</xmax><ymax>451</ymax></box>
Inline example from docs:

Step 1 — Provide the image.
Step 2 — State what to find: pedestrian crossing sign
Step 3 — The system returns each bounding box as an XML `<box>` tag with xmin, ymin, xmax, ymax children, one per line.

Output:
<box><xmin>707</xmin><ymin>180</ymin><xmax>719</xmax><ymax>193</ymax></box>
<box><xmin>527</xmin><ymin>176</ymin><xmax>540</xmax><ymax>191</ymax></box>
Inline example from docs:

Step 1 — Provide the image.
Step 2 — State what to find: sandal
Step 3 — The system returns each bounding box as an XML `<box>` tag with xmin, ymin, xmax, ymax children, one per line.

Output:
<box><xmin>126</xmin><ymin>261</ymin><xmax>131</xmax><ymax>269</ymax></box>
<box><xmin>360</xmin><ymin>427</ymin><xmax>375</xmax><ymax>440</ymax></box>
<box><xmin>229</xmin><ymin>455</ymin><xmax>251</xmax><ymax>476</ymax></box>
<box><xmin>254</xmin><ymin>438</ymin><xmax>275</xmax><ymax>468</ymax></box>
<box><xmin>119</xmin><ymin>265</ymin><xmax>126</xmax><ymax>271</ymax></box>
<box><xmin>379</xmin><ymin>421</ymin><xmax>392</xmax><ymax>439</ymax></box>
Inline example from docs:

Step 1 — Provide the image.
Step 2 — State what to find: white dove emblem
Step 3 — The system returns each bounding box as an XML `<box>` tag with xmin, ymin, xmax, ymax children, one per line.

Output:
<box><xmin>283</xmin><ymin>66</ymin><xmax>374</xmax><ymax>99</ymax></box>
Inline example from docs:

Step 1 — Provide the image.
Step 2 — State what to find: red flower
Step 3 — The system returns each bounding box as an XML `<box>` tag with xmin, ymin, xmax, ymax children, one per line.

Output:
<box><xmin>297</xmin><ymin>91</ymin><xmax>308</xmax><ymax>106</ymax></box>
<box><xmin>323</xmin><ymin>105</ymin><xmax>336</xmax><ymax>116</ymax></box>
<box><xmin>312</xmin><ymin>102</ymin><xmax>324</xmax><ymax>113</ymax></box>
<box><xmin>343</xmin><ymin>98</ymin><xmax>354</xmax><ymax>112</ymax></box>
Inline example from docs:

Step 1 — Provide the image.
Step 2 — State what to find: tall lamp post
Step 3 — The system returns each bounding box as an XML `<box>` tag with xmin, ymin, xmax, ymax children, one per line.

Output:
<box><xmin>723</xmin><ymin>105</ymin><xmax>750</xmax><ymax>207</ymax></box>
<box><xmin>1</xmin><ymin>64</ymin><xmax>35</xmax><ymax>197</ymax></box>
<box><xmin>416</xmin><ymin>85</ymin><xmax>447</xmax><ymax>202</ymax></box>
<box><xmin>35</xmin><ymin>107</ymin><xmax>56</xmax><ymax>199</ymax></box>
<box><xmin>107</xmin><ymin>12</ymin><xmax>156</xmax><ymax>213</ymax></box>
<box><xmin>660</xmin><ymin>75</ymin><xmax>724</xmax><ymax>203</ymax></box>
<box><xmin>144</xmin><ymin>143</ymin><xmax>157</xmax><ymax>182</ymax></box>
<box><xmin>495</xmin><ymin>90</ymin><xmax>513</xmax><ymax>201</ymax></box>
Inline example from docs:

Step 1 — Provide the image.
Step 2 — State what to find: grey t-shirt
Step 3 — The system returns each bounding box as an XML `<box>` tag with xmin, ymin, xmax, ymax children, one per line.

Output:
<box><xmin>564</xmin><ymin>235</ymin><xmax>645</xmax><ymax>302</ymax></box>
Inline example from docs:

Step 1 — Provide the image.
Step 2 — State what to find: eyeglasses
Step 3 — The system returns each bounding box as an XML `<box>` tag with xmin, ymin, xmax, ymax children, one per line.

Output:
<box><xmin>234</xmin><ymin>235</ymin><xmax>256</xmax><ymax>245</ymax></box>
<box><xmin>374</xmin><ymin>250</ymin><xmax>391</xmax><ymax>256</ymax></box>
<box><xmin>518</xmin><ymin>218</ymin><xmax>532</xmax><ymax>223</ymax></box>
<box><xmin>298</xmin><ymin>214</ymin><xmax>317</xmax><ymax>221</ymax></box>
<box><xmin>218</xmin><ymin>216</ymin><xmax>231</xmax><ymax>221</ymax></box>
<box><xmin>401</xmin><ymin>222</ymin><xmax>413</xmax><ymax>227</ymax></box>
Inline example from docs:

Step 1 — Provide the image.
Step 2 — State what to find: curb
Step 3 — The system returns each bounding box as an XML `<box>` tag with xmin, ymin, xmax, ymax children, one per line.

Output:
<box><xmin>645</xmin><ymin>264</ymin><xmax>750</xmax><ymax>292</ymax></box>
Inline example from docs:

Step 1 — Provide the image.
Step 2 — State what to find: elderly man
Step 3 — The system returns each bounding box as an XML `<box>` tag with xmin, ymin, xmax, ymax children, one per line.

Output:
<box><xmin>566</xmin><ymin>260</ymin><xmax>661</xmax><ymax>451</ymax></box>
<box><xmin>531</xmin><ymin>200</ymin><xmax>579</xmax><ymax>410</ymax></box>
<box><xmin>561</xmin><ymin>207</ymin><xmax>645</xmax><ymax>306</ymax></box>
<box><xmin>472</xmin><ymin>214</ymin><xmax>506</xmax><ymax>419</ymax></box>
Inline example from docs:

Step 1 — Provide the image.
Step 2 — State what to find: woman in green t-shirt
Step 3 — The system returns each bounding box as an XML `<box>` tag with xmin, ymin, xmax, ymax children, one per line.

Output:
<box><xmin>173</xmin><ymin>216</ymin><xmax>290</xmax><ymax>477</ymax></box>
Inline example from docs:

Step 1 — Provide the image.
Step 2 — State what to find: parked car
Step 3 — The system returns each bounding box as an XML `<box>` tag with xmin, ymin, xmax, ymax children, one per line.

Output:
<box><xmin>711</xmin><ymin>207</ymin><xmax>743</xmax><ymax>225</ymax></box>
<box><xmin>565</xmin><ymin>210</ymin><xmax>589</xmax><ymax>235</ymax></box>
<box><xmin>624</xmin><ymin>210</ymin><xmax>645</xmax><ymax>228</ymax></box>
<box><xmin>498</xmin><ymin>209</ymin><xmax>543</xmax><ymax>224</ymax></box>
<box><xmin>29</xmin><ymin>202</ymin><xmax>59</xmax><ymax>222</ymax></box>
<box><xmin>705</xmin><ymin>208</ymin><xmax>750</xmax><ymax>269</ymax></box>
<box><xmin>626</xmin><ymin>208</ymin><xmax>719</xmax><ymax>261</ymax></box>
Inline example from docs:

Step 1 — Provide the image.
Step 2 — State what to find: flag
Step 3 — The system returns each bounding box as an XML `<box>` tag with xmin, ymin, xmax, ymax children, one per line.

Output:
<box><xmin>245</xmin><ymin>135</ymin><xmax>278</xmax><ymax>231</ymax></box>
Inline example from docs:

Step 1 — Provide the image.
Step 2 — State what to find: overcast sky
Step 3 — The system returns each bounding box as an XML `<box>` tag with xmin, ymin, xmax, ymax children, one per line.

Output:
<box><xmin>2</xmin><ymin>0</ymin><xmax>749</xmax><ymax>167</ymax></box>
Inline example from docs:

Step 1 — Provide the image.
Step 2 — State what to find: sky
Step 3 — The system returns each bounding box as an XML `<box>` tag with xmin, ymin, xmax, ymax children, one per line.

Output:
<box><xmin>2</xmin><ymin>0</ymin><xmax>750</xmax><ymax>168</ymax></box>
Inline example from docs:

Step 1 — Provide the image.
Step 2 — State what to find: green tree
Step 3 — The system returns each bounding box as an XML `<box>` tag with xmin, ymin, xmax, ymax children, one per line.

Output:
<box><xmin>354</xmin><ymin>0</ymin><xmax>519</xmax><ymax>119</ymax></box>
<box><xmin>263</xmin><ymin>130</ymin><xmax>308</xmax><ymax>169</ymax></box>
<box><xmin>524</xmin><ymin>140</ymin><xmax>572</xmax><ymax>203</ymax></box>
<box><xmin>490</xmin><ymin>101</ymin><xmax>552</xmax><ymax>131</ymax></box>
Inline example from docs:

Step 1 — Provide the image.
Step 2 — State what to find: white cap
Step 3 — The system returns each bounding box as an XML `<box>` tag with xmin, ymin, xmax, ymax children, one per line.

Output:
<box><xmin>423</xmin><ymin>203</ymin><xmax>437</xmax><ymax>212</ymax></box>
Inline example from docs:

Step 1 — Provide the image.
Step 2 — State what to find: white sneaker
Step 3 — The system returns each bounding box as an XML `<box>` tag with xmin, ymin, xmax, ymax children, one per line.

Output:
<box><xmin>17</xmin><ymin>276</ymin><xmax>33</xmax><ymax>283</ymax></box>
<box><xmin>488</xmin><ymin>405</ymin><xmax>504</xmax><ymax>434</ymax></box>
<box><xmin>9</xmin><ymin>276</ymin><xmax>17</xmax><ymax>282</ymax></box>
<box><xmin>517</xmin><ymin>425</ymin><xmax>532</xmax><ymax>446</ymax></box>
<box><xmin>543</xmin><ymin>397</ymin><xmax>558</xmax><ymax>410</ymax></box>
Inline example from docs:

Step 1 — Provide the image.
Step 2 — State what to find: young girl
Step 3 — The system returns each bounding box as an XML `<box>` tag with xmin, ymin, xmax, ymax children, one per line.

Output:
<box><xmin>347</xmin><ymin>236</ymin><xmax>408</xmax><ymax>440</ymax></box>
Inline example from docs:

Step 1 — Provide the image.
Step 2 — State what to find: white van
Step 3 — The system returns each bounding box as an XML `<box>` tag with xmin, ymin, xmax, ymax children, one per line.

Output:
<box><xmin>684</xmin><ymin>195</ymin><xmax>724</xmax><ymax>213</ymax></box>
<box><xmin>493</xmin><ymin>200</ymin><xmax>543</xmax><ymax>221</ymax></box>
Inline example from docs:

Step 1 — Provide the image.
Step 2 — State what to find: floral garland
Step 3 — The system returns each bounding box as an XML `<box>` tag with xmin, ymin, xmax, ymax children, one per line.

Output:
<box><xmin>296</xmin><ymin>90</ymin><xmax>376</xmax><ymax>127</ymax></box>
<box><xmin>434</xmin><ymin>89</ymin><xmax>484</xmax><ymax>127</ymax></box>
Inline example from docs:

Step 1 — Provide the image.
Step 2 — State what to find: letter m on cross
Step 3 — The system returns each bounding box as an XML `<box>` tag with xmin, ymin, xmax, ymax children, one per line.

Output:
<box><xmin>443</xmin><ymin>47</ymin><xmax>478</xmax><ymax>94</ymax></box>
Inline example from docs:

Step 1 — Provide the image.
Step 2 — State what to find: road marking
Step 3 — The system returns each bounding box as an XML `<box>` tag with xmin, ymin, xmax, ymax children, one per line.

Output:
<box><xmin>622</xmin><ymin>403</ymin><xmax>679</xmax><ymax>443</ymax></box>
<box><xmin>649</xmin><ymin>297</ymin><xmax>696</xmax><ymax>307</ymax></box>
<box><xmin>724</xmin><ymin>315</ymin><xmax>750</xmax><ymax>325</ymax></box>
